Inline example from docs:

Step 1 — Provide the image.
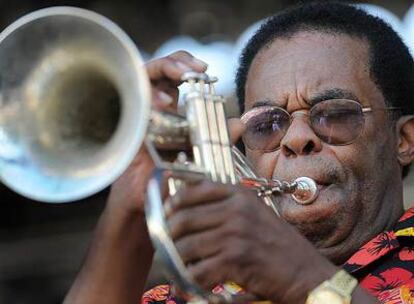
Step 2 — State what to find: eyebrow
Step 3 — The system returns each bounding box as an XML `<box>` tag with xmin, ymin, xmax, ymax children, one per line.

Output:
<box><xmin>250</xmin><ymin>88</ymin><xmax>359</xmax><ymax>110</ymax></box>
<box><xmin>251</xmin><ymin>99</ymin><xmax>275</xmax><ymax>108</ymax></box>
<box><xmin>307</xmin><ymin>88</ymin><xmax>359</xmax><ymax>106</ymax></box>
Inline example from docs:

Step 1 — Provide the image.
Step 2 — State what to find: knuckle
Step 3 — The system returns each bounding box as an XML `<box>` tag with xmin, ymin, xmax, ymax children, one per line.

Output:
<box><xmin>223</xmin><ymin>246</ymin><xmax>242</xmax><ymax>265</ymax></box>
<box><xmin>162</xmin><ymin>56</ymin><xmax>177</xmax><ymax>67</ymax></box>
<box><xmin>190</xmin><ymin>265</ymin><xmax>208</xmax><ymax>287</ymax></box>
<box><xmin>225</xmin><ymin>184</ymin><xmax>238</xmax><ymax>195</ymax></box>
<box><xmin>223</xmin><ymin>217</ymin><xmax>245</xmax><ymax>238</ymax></box>
<box><xmin>199</xmin><ymin>179</ymin><xmax>216</xmax><ymax>190</ymax></box>
<box><xmin>227</xmin><ymin>242</ymin><xmax>250</xmax><ymax>268</ymax></box>
<box><xmin>197</xmin><ymin>180</ymin><xmax>228</xmax><ymax>198</ymax></box>
<box><xmin>168</xmin><ymin>211</ymin><xmax>189</xmax><ymax>238</ymax></box>
<box><xmin>175</xmin><ymin>237</ymin><xmax>193</xmax><ymax>258</ymax></box>
<box><xmin>230</xmin><ymin>197</ymin><xmax>250</xmax><ymax>218</ymax></box>
<box><xmin>169</xmin><ymin>50</ymin><xmax>193</xmax><ymax>59</ymax></box>
<box><xmin>171</xmin><ymin>189</ymin><xmax>186</xmax><ymax>208</ymax></box>
<box><xmin>190</xmin><ymin>259</ymin><xmax>223</xmax><ymax>289</ymax></box>
<box><xmin>147</xmin><ymin>56</ymin><xmax>167</xmax><ymax>67</ymax></box>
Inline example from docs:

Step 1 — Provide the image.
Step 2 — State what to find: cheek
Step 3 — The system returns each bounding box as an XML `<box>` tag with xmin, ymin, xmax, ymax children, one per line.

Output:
<box><xmin>337</xmin><ymin>145</ymin><xmax>366</xmax><ymax>171</ymax></box>
<box><xmin>353</xmin><ymin>118</ymin><xmax>397</xmax><ymax>177</ymax></box>
<box><xmin>246</xmin><ymin>149</ymin><xmax>278</xmax><ymax>179</ymax></box>
<box><xmin>329</xmin><ymin>127</ymin><xmax>395</xmax><ymax>191</ymax></box>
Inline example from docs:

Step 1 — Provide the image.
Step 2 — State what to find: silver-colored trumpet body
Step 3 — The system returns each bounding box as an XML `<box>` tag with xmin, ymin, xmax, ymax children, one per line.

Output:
<box><xmin>0</xmin><ymin>7</ymin><xmax>318</xmax><ymax>303</ymax></box>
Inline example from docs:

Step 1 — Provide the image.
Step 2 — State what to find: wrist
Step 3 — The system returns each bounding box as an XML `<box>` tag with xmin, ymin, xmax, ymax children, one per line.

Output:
<box><xmin>279</xmin><ymin>258</ymin><xmax>338</xmax><ymax>304</ymax></box>
<box><xmin>100</xmin><ymin>199</ymin><xmax>154</xmax><ymax>252</ymax></box>
<box><xmin>106</xmin><ymin>179</ymin><xmax>149</xmax><ymax>218</ymax></box>
<box><xmin>305</xmin><ymin>270</ymin><xmax>359</xmax><ymax>304</ymax></box>
<box><xmin>105</xmin><ymin>196</ymin><xmax>145</xmax><ymax>222</ymax></box>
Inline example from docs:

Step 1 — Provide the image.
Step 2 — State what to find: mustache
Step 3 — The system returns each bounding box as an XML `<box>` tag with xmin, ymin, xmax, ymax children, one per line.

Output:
<box><xmin>272</xmin><ymin>156</ymin><xmax>342</xmax><ymax>184</ymax></box>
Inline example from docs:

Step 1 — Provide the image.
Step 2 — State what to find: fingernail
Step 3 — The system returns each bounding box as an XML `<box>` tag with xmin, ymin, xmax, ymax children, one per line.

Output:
<box><xmin>191</xmin><ymin>57</ymin><xmax>208</xmax><ymax>69</ymax></box>
<box><xmin>175</xmin><ymin>61</ymin><xmax>192</xmax><ymax>72</ymax></box>
<box><xmin>157</xmin><ymin>91</ymin><xmax>173</xmax><ymax>105</ymax></box>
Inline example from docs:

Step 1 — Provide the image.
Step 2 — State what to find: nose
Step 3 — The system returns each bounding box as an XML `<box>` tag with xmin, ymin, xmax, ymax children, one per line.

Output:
<box><xmin>280</xmin><ymin>113</ymin><xmax>323</xmax><ymax>157</ymax></box>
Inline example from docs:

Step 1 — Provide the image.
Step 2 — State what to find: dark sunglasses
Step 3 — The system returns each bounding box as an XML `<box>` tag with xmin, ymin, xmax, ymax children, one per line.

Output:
<box><xmin>240</xmin><ymin>99</ymin><xmax>400</xmax><ymax>152</ymax></box>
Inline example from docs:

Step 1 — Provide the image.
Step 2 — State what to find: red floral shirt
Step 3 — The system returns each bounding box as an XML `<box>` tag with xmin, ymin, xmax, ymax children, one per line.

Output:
<box><xmin>142</xmin><ymin>208</ymin><xmax>414</xmax><ymax>304</ymax></box>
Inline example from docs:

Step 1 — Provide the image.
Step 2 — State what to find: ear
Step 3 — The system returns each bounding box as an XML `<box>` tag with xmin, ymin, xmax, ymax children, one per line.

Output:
<box><xmin>396</xmin><ymin>115</ymin><xmax>414</xmax><ymax>166</ymax></box>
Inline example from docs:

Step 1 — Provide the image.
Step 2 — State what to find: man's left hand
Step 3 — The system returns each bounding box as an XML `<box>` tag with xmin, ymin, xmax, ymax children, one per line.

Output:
<box><xmin>166</xmin><ymin>180</ymin><xmax>339</xmax><ymax>304</ymax></box>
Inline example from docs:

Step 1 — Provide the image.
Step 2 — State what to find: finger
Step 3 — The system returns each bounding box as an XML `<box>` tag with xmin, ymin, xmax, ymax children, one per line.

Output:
<box><xmin>187</xmin><ymin>256</ymin><xmax>228</xmax><ymax>291</ymax></box>
<box><xmin>166</xmin><ymin>181</ymin><xmax>233</xmax><ymax>214</ymax></box>
<box><xmin>175</xmin><ymin>228</ymin><xmax>223</xmax><ymax>264</ymax></box>
<box><xmin>147</xmin><ymin>51</ymin><xmax>208</xmax><ymax>85</ymax></box>
<box><xmin>228</xmin><ymin>118</ymin><xmax>246</xmax><ymax>145</ymax></box>
<box><xmin>168</xmin><ymin>50</ymin><xmax>208</xmax><ymax>72</ymax></box>
<box><xmin>146</xmin><ymin>56</ymin><xmax>193</xmax><ymax>84</ymax></box>
<box><xmin>168</xmin><ymin>200</ymin><xmax>228</xmax><ymax>239</ymax></box>
<box><xmin>152</xmin><ymin>87</ymin><xmax>174</xmax><ymax>111</ymax></box>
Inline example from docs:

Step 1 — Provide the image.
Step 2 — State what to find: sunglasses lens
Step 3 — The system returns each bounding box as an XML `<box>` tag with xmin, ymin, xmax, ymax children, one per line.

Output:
<box><xmin>310</xmin><ymin>99</ymin><xmax>364</xmax><ymax>145</ymax></box>
<box><xmin>242</xmin><ymin>106</ymin><xmax>290</xmax><ymax>151</ymax></box>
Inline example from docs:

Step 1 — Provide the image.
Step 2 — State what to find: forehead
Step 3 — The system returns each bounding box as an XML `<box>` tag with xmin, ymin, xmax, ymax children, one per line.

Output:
<box><xmin>244</xmin><ymin>31</ymin><xmax>385</xmax><ymax>110</ymax></box>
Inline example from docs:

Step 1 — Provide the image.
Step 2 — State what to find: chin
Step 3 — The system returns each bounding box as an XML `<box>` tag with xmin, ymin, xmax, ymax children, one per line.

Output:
<box><xmin>277</xmin><ymin>184</ymin><xmax>348</xmax><ymax>247</ymax></box>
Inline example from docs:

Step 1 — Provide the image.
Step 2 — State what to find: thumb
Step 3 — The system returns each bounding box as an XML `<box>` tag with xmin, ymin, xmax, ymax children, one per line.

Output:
<box><xmin>228</xmin><ymin>118</ymin><xmax>246</xmax><ymax>145</ymax></box>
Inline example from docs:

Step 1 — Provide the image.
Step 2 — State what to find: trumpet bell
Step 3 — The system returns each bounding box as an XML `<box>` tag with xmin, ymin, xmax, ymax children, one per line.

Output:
<box><xmin>0</xmin><ymin>7</ymin><xmax>151</xmax><ymax>202</ymax></box>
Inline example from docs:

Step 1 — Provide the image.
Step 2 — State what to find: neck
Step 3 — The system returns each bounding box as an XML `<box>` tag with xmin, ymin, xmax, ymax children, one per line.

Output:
<box><xmin>372</xmin><ymin>176</ymin><xmax>404</xmax><ymax>233</ymax></box>
<box><xmin>322</xmin><ymin>178</ymin><xmax>404</xmax><ymax>265</ymax></box>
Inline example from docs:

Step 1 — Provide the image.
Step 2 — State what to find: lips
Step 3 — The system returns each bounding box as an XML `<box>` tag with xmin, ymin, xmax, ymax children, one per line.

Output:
<box><xmin>316</xmin><ymin>182</ymin><xmax>329</xmax><ymax>192</ymax></box>
<box><xmin>315</xmin><ymin>181</ymin><xmax>333</xmax><ymax>194</ymax></box>
<box><xmin>274</xmin><ymin>176</ymin><xmax>342</xmax><ymax>228</ymax></box>
<box><xmin>270</xmin><ymin>157</ymin><xmax>343</xmax><ymax>207</ymax></box>
<box><xmin>272</xmin><ymin>173</ymin><xmax>337</xmax><ymax>206</ymax></box>
<box><xmin>274</xmin><ymin>175</ymin><xmax>333</xmax><ymax>188</ymax></box>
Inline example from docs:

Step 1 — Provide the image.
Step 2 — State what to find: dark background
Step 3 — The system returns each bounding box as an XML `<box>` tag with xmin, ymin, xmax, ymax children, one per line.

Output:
<box><xmin>0</xmin><ymin>1</ymin><xmax>413</xmax><ymax>303</ymax></box>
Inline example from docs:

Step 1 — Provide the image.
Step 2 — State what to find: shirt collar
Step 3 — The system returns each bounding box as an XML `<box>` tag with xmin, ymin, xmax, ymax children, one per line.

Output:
<box><xmin>343</xmin><ymin>207</ymin><xmax>414</xmax><ymax>274</ymax></box>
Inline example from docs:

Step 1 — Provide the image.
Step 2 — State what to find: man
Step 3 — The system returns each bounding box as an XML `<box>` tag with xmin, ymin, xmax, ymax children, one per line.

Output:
<box><xmin>64</xmin><ymin>2</ymin><xmax>414</xmax><ymax>304</ymax></box>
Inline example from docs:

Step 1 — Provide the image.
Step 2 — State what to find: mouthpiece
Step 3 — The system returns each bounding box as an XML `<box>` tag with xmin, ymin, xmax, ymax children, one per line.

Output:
<box><xmin>290</xmin><ymin>177</ymin><xmax>318</xmax><ymax>205</ymax></box>
<box><xmin>240</xmin><ymin>176</ymin><xmax>319</xmax><ymax>205</ymax></box>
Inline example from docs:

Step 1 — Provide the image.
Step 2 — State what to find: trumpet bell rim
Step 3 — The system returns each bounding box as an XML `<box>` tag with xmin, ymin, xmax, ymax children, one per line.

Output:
<box><xmin>0</xmin><ymin>7</ymin><xmax>151</xmax><ymax>203</ymax></box>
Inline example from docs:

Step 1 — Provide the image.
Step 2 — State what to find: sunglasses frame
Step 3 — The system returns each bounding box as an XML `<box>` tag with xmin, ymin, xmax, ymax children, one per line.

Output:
<box><xmin>241</xmin><ymin>99</ymin><xmax>399</xmax><ymax>152</ymax></box>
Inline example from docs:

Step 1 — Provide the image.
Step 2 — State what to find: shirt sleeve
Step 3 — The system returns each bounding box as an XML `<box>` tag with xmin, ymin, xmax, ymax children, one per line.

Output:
<box><xmin>376</xmin><ymin>284</ymin><xmax>414</xmax><ymax>304</ymax></box>
<box><xmin>141</xmin><ymin>285</ymin><xmax>174</xmax><ymax>304</ymax></box>
<box><xmin>360</xmin><ymin>270</ymin><xmax>414</xmax><ymax>304</ymax></box>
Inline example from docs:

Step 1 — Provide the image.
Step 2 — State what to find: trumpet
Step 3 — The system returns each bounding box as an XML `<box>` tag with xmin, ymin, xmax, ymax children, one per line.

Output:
<box><xmin>145</xmin><ymin>72</ymin><xmax>317</xmax><ymax>303</ymax></box>
<box><xmin>0</xmin><ymin>7</ymin><xmax>318</xmax><ymax>303</ymax></box>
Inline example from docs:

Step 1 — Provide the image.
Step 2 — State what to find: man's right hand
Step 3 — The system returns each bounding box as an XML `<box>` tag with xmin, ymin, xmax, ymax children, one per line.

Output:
<box><xmin>64</xmin><ymin>51</ymin><xmax>207</xmax><ymax>304</ymax></box>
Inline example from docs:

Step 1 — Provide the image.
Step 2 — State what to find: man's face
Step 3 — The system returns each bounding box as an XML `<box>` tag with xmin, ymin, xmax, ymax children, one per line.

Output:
<box><xmin>244</xmin><ymin>31</ymin><xmax>403</xmax><ymax>263</ymax></box>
